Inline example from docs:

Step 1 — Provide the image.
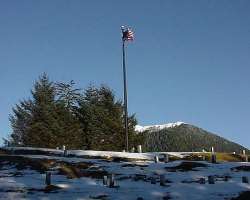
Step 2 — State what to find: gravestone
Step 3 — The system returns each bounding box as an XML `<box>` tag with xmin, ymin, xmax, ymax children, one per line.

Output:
<box><xmin>137</xmin><ymin>145</ymin><xmax>142</xmax><ymax>153</ymax></box>
<box><xmin>163</xmin><ymin>154</ymin><xmax>169</xmax><ymax>163</ymax></box>
<box><xmin>154</xmin><ymin>155</ymin><xmax>159</xmax><ymax>163</ymax></box>
<box><xmin>242</xmin><ymin>176</ymin><xmax>249</xmax><ymax>184</ymax></box>
<box><xmin>45</xmin><ymin>172</ymin><xmax>51</xmax><ymax>186</ymax></box>
<box><xmin>103</xmin><ymin>175</ymin><xmax>108</xmax><ymax>186</ymax></box>
<box><xmin>160</xmin><ymin>175</ymin><xmax>166</xmax><ymax>186</ymax></box>
<box><xmin>208</xmin><ymin>176</ymin><xmax>215</xmax><ymax>184</ymax></box>
<box><xmin>109</xmin><ymin>174</ymin><xmax>115</xmax><ymax>188</ymax></box>
<box><xmin>199</xmin><ymin>178</ymin><xmax>206</xmax><ymax>184</ymax></box>
<box><xmin>151</xmin><ymin>177</ymin><xmax>156</xmax><ymax>184</ymax></box>
<box><xmin>211</xmin><ymin>153</ymin><xmax>216</xmax><ymax>163</ymax></box>
<box><xmin>63</xmin><ymin>150</ymin><xmax>68</xmax><ymax>157</ymax></box>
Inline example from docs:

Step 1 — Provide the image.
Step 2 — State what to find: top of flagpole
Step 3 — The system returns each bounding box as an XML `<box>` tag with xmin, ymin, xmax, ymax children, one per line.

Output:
<box><xmin>121</xmin><ymin>26</ymin><xmax>126</xmax><ymax>42</ymax></box>
<box><xmin>121</xmin><ymin>26</ymin><xmax>134</xmax><ymax>42</ymax></box>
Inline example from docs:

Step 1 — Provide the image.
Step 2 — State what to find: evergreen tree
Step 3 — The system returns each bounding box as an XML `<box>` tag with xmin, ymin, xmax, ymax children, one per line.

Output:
<box><xmin>10</xmin><ymin>73</ymin><xmax>82</xmax><ymax>148</ymax></box>
<box><xmin>9</xmin><ymin>99</ymin><xmax>33</xmax><ymax>146</ymax></box>
<box><xmin>55</xmin><ymin>80</ymin><xmax>81</xmax><ymax>110</ymax></box>
<box><xmin>76</xmin><ymin>85</ymin><xmax>140</xmax><ymax>151</ymax></box>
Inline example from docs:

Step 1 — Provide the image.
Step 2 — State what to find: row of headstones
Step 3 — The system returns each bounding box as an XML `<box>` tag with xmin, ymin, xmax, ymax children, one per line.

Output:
<box><xmin>56</xmin><ymin>145</ymin><xmax>68</xmax><ymax>157</ymax></box>
<box><xmin>152</xmin><ymin>148</ymin><xmax>249</xmax><ymax>164</ymax></box>
<box><xmin>209</xmin><ymin>147</ymin><xmax>249</xmax><ymax>163</ymax></box>
<box><xmin>123</xmin><ymin>145</ymin><xmax>143</xmax><ymax>153</ymax></box>
<box><xmin>134</xmin><ymin>146</ymin><xmax>249</xmax><ymax>160</ymax></box>
<box><xmin>154</xmin><ymin>154</ymin><xmax>169</xmax><ymax>163</ymax></box>
<box><xmin>44</xmin><ymin>171</ymin><xmax>249</xmax><ymax>188</ymax></box>
<box><xmin>58</xmin><ymin>144</ymin><xmax>145</xmax><ymax>158</ymax></box>
<box><xmin>204</xmin><ymin>147</ymin><xmax>248</xmax><ymax>155</ymax></box>
<box><xmin>57</xmin><ymin>145</ymin><xmax>248</xmax><ymax>163</ymax></box>
<box><xmin>198</xmin><ymin>176</ymin><xmax>249</xmax><ymax>184</ymax></box>
<box><xmin>103</xmin><ymin>174</ymin><xmax>170</xmax><ymax>187</ymax></box>
<box><xmin>44</xmin><ymin>172</ymin><xmax>118</xmax><ymax>188</ymax></box>
<box><xmin>57</xmin><ymin>145</ymin><xmax>144</xmax><ymax>156</ymax></box>
<box><xmin>103</xmin><ymin>174</ymin><xmax>117</xmax><ymax>188</ymax></box>
<box><xmin>58</xmin><ymin>145</ymin><xmax>144</xmax><ymax>152</ymax></box>
<box><xmin>103</xmin><ymin>175</ymin><xmax>250</xmax><ymax>187</ymax></box>
<box><xmin>45</xmin><ymin>172</ymin><xmax>168</xmax><ymax>188</ymax></box>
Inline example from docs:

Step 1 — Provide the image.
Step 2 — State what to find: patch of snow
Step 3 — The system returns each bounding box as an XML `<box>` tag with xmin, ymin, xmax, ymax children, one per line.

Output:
<box><xmin>135</xmin><ymin>121</ymin><xmax>186</xmax><ymax>132</ymax></box>
<box><xmin>68</xmin><ymin>150</ymin><xmax>190</xmax><ymax>160</ymax></box>
<box><xmin>2</xmin><ymin>147</ymin><xmax>192</xmax><ymax>160</ymax></box>
<box><xmin>2</xmin><ymin>147</ymin><xmax>63</xmax><ymax>154</ymax></box>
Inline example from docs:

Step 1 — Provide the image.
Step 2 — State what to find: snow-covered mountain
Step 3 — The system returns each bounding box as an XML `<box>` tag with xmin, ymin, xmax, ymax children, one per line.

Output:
<box><xmin>135</xmin><ymin>121</ymin><xmax>185</xmax><ymax>132</ymax></box>
<box><xmin>136</xmin><ymin>122</ymin><xmax>249</xmax><ymax>153</ymax></box>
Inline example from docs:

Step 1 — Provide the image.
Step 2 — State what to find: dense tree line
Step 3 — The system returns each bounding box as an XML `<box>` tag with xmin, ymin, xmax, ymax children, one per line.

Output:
<box><xmin>9</xmin><ymin>73</ymin><xmax>141</xmax><ymax>150</ymax></box>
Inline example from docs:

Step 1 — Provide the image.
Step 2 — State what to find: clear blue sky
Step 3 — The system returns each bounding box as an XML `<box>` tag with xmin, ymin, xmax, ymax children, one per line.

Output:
<box><xmin>0</xmin><ymin>1</ymin><xmax>250</xmax><ymax>148</ymax></box>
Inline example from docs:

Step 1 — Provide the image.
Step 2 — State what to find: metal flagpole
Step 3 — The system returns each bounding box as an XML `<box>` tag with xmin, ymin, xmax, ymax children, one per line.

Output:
<box><xmin>122</xmin><ymin>28</ymin><xmax>129</xmax><ymax>152</ymax></box>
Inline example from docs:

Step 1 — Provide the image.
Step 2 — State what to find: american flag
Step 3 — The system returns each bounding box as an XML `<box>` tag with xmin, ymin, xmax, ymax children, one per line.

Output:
<box><xmin>122</xmin><ymin>27</ymin><xmax>134</xmax><ymax>41</ymax></box>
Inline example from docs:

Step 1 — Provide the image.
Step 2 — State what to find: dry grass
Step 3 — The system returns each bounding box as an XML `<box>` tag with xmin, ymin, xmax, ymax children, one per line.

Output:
<box><xmin>189</xmin><ymin>153</ymin><xmax>247</xmax><ymax>162</ymax></box>
<box><xmin>0</xmin><ymin>155</ymin><xmax>55</xmax><ymax>172</ymax></box>
<box><xmin>158</xmin><ymin>155</ymin><xmax>181</xmax><ymax>162</ymax></box>
<box><xmin>216</xmin><ymin>153</ymin><xmax>244</xmax><ymax>162</ymax></box>
<box><xmin>0</xmin><ymin>155</ymin><xmax>108</xmax><ymax>179</ymax></box>
<box><xmin>57</xmin><ymin>161</ymin><xmax>108</xmax><ymax>179</ymax></box>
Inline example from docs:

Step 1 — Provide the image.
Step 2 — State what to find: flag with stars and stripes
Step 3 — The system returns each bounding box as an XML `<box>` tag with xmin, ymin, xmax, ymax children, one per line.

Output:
<box><xmin>122</xmin><ymin>27</ymin><xmax>134</xmax><ymax>41</ymax></box>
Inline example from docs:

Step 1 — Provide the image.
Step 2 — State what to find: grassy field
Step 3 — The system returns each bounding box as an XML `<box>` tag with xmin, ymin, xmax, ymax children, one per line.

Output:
<box><xmin>187</xmin><ymin>152</ymin><xmax>249</xmax><ymax>162</ymax></box>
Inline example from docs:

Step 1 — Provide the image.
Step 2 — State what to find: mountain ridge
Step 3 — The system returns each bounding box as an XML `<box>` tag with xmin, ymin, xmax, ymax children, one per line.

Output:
<box><xmin>138</xmin><ymin>122</ymin><xmax>249</xmax><ymax>153</ymax></box>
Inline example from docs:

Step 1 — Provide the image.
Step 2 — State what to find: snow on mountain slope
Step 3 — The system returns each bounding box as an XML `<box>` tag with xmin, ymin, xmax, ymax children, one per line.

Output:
<box><xmin>135</xmin><ymin>121</ymin><xmax>185</xmax><ymax>132</ymax></box>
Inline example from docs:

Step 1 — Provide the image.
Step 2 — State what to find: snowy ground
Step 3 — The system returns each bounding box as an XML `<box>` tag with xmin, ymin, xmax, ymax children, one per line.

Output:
<box><xmin>2</xmin><ymin>147</ymin><xmax>193</xmax><ymax>159</ymax></box>
<box><xmin>0</xmin><ymin>148</ymin><xmax>250</xmax><ymax>200</ymax></box>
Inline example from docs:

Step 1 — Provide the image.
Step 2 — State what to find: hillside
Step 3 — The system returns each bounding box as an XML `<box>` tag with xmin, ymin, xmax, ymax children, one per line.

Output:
<box><xmin>137</xmin><ymin>123</ymin><xmax>250</xmax><ymax>153</ymax></box>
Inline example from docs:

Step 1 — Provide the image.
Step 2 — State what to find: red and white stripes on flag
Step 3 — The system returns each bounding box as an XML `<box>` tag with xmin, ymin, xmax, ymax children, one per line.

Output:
<box><xmin>122</xmin><ymin>28</ymin><xmax>134</xmax><ymax>41</ymax></box>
